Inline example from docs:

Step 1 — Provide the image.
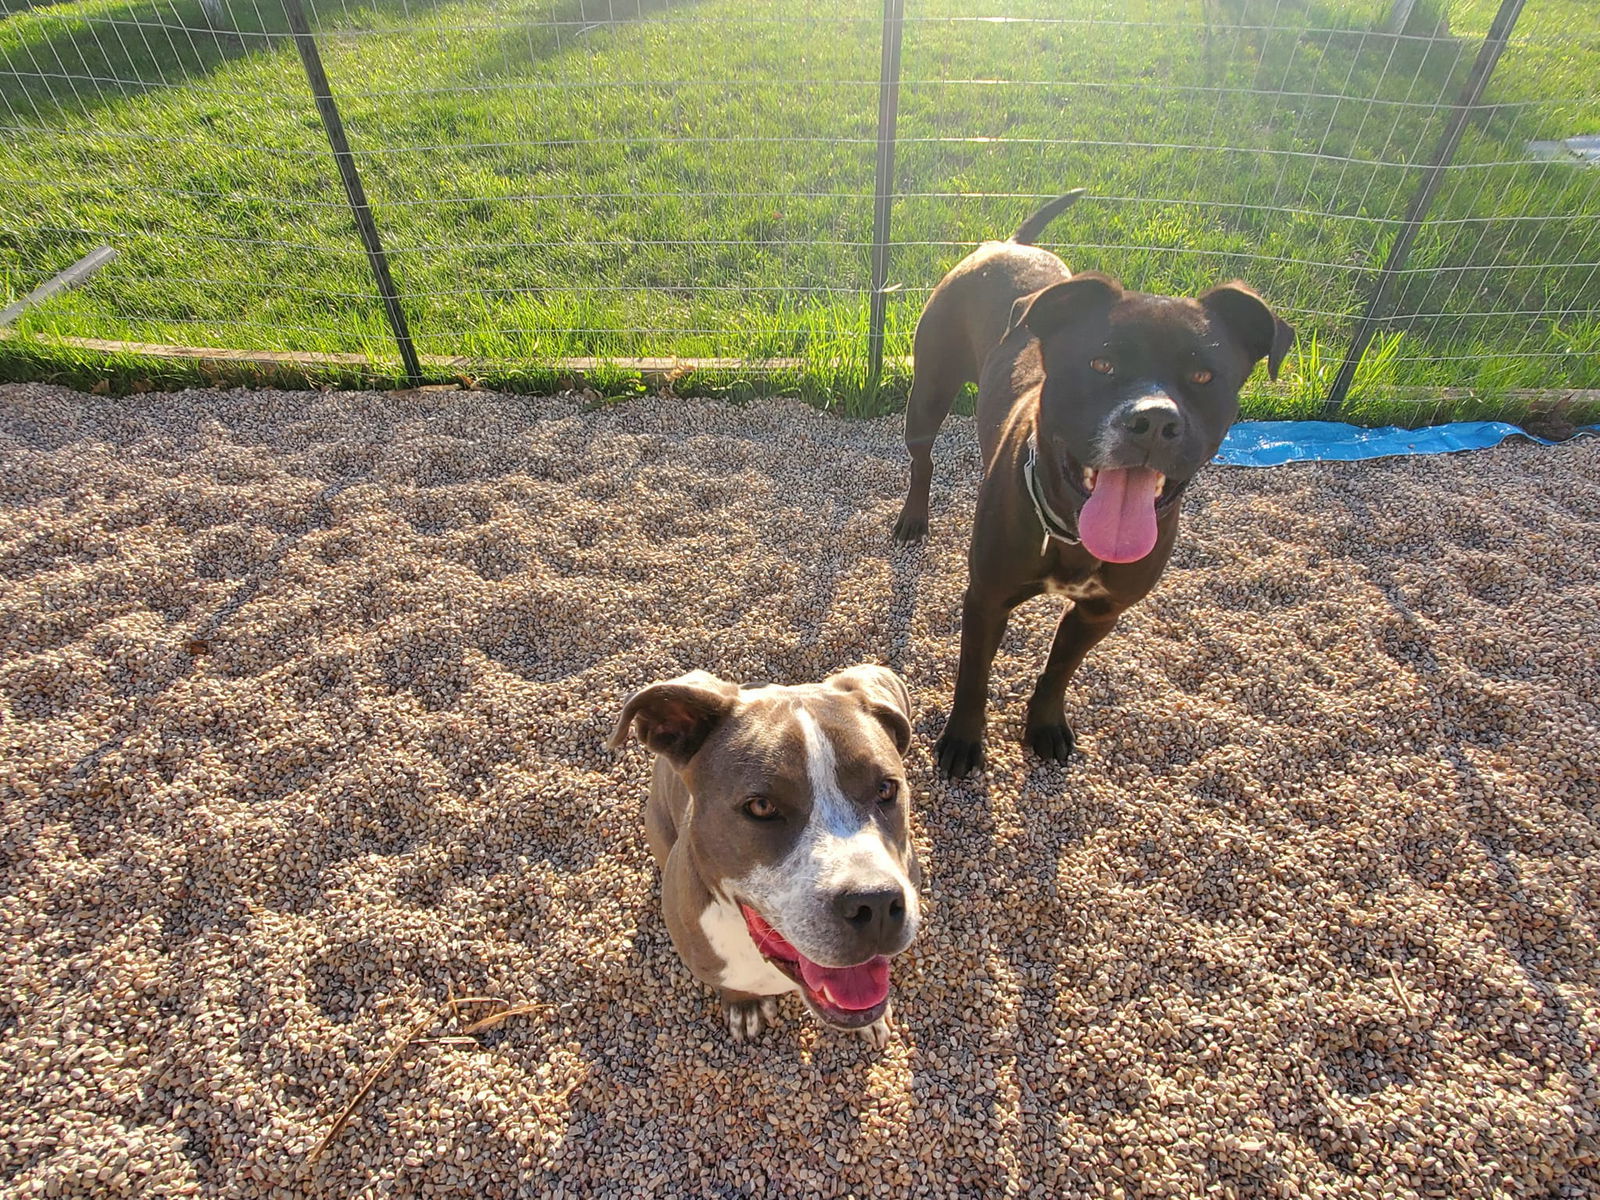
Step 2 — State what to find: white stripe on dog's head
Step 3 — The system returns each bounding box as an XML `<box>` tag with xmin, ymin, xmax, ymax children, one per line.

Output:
<box><xmin>725</xmin><ymin>700</ymin><xmax>919</xmax><ymax>967</ymax></box>
<box><xmin>795</xmin><ymin>707</ymin><xmax>860</xmax><ymax>839</ymax></box>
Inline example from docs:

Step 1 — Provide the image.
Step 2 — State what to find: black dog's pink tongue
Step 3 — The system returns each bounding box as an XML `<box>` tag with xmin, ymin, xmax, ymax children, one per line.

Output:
<box><xmin>1077</xmin><ymin>466</ymin><xmax>1162</xmax><ymax>563</ymax></box>
<box><xmin>798</xmin><ymin>957</ymin><xmax>890</xmax><ymax>1011</ymax></box>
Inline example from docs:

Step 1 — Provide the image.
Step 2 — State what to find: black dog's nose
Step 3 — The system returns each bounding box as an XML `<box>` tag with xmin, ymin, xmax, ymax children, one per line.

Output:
<box><xmin>1116</xmin><ymin>394</ymin><xmax>1183</xmax><ymax>447</ymax></box>
<box><xmin>833</xmin><ymin>886</ymin><xmax>906</xmax><ymax>944</ymax></box>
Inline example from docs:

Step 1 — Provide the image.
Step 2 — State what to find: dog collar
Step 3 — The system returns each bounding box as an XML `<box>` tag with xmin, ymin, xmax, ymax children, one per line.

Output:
<box><xmin>1024</xmin><ymin>432</ymin><xmax>1081</xmax><ymax>552</ymax></box>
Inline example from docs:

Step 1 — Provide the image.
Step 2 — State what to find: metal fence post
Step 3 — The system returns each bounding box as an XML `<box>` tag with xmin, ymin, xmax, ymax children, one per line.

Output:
<box><xmin>1320</xmin><ymin>0</ymin><xmax>1526</xmax><ymax>418</ymax></box>
<box><xmin>282</xmin><ymin>0</ymin><xmax>422</xmax><ymax>385</ymax></box>
<box><xmin>0</xmin><ymin>247</ymin><xmax>118</xmax><ymax>328</ymax></box>
<box><xmin>867</xmin><ymin>0</ymin><xmax>907</xmax><ymax>387</ymax></box>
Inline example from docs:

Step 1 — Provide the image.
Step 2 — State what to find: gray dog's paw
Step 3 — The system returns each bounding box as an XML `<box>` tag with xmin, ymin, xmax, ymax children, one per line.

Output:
<box><xmin>853</xmin><ymin>1002</ymin><xmax>894</xmax><ymax>1049</ymax></box>
<box><xmin>724</xmin><ymin>996</ymin><xmax>780</xmax><ymax>1042</ymax></box>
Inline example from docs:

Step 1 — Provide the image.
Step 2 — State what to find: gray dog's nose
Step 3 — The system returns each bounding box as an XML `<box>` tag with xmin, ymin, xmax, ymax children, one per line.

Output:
<box><xmin>1116</xmin><ymin>393</ymin><xmax>1183</xmax><ymax>449</ymax></box>
<box><xmin>833</xmin><ymin>885</ymin><xmax>907</xmax><ymax>946</ymax></box>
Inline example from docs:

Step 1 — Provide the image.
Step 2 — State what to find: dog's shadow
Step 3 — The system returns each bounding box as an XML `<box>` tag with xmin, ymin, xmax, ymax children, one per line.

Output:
<box><xmin>882</xmin><ymin>536</ymin><xmax>933</xmax><ymax>676</ymax></box>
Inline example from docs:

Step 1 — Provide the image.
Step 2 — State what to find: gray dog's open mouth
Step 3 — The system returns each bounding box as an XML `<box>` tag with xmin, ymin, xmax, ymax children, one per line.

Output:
<box><xmin>740</xmin><ymin>905</ymin><xmax>891</xmax><ymax>1029</ymax></box>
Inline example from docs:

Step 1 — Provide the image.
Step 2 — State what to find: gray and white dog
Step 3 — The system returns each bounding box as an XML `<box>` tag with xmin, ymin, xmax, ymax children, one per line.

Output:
<box><xmin>611</xmin><ymin>665</ymin><xmax>922</xmax><ymax>1045</ymax></box>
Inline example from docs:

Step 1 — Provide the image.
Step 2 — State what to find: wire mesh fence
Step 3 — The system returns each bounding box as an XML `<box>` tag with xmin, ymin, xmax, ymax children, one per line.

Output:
<box><xmin>1</xmin><ymin>0</ymin><xmax>1597</xmax><ymax>419</ymax></box>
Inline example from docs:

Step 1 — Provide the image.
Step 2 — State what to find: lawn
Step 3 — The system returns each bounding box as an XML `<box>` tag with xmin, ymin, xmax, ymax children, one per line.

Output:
<box><xmin>1</xmin><ymin>0</ymin><xmax>1597</xmax><ymax>419</ymax></box>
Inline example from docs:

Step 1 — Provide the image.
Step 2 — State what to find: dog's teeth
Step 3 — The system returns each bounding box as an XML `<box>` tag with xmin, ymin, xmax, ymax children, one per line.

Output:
<box><xmin>1084</xmin><ymin>468</ymin><xmax>1098</xmax><ymax>492</ymax></box>
<box><xmin>1155</xmin><ymin>474</ymin><xmax>1166</xmax><ymax>497</ymax></box>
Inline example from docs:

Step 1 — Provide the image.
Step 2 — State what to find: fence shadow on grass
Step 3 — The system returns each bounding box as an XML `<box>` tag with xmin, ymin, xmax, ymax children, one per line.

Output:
<box><xmin>475</xmin><ymin>0</ymin><xmax>704</xmax><ymax>80</ymax></box>
<box><xmin>1</xmin><ymin>0</ymin><xmax>89</xmax><ymax>14</ymax></box>
<box><xmin>2</xmin><ymin>0</ymin><xmax>295</xmax><ymax>123</ymax></box>
<box><xmin>0</xmin><ymin>0</ymin><xmax>703</xmax><ymax>128</ymax></box>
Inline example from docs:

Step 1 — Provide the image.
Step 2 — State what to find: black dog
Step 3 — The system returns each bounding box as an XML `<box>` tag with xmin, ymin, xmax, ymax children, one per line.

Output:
<box><xmin>893</xmin><ymin>195</ymin><xmax>1294</xmax><ymax>777</ymax></box>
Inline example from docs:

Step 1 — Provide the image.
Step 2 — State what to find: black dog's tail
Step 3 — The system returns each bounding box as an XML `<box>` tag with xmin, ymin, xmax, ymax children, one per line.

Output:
<box><xmin>1009</xmin><ymin>189</ymin><xmax>1086</xmax><ymax>245</ymax></box>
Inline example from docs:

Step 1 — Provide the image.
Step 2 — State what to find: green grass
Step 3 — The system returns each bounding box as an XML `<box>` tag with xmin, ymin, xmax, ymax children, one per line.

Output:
<box><xmin>1</xmin><ymin>0</ymin><xmax>1597</xmax><ymax>421</ymax></box>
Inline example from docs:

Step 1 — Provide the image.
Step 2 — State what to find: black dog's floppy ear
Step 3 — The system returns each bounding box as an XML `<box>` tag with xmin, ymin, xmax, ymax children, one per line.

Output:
<box><xmin>609</xmin><ymin>670</ymin><xmax>741</xmax><ymax>766</ymax></box>
<box><xmin>826</xmin><ymin>663</ymin><xmax>913</xmax><ymax>756</ymax></box>
<box><xmin>1010</xmin><ymin>271</ymin><xmax>1123</xmax><ymax>340</ymax></box>
<box><xmin>1201</xmin><ymin>281</ymin><xmax>1296</xmax><ymax>380</ymax></box>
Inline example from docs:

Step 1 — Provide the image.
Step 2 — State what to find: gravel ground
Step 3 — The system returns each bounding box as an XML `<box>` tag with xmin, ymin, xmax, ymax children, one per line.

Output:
<box><xmin>0</xmin><ymin>382</ymin><xmax>1596</xmax><ymax>1199</ymax></box>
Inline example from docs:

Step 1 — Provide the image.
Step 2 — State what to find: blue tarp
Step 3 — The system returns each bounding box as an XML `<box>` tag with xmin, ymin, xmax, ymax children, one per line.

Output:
<box><xmin>1215</xmin><ymin>420</ymin><xmax>1600</xmax><ymax>467</ymax></box>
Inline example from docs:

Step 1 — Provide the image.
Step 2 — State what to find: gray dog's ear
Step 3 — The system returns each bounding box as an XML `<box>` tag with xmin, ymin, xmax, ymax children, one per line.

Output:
<box><xmin>609</xmin><ymin>671</ymin><xmax>741</xmax><ymax>765</ymax></box>
<box><xmin>826</xmin><ymin>664</ymin><xmax>912</xmax><ymax>756</ymax></box>
<box><xmin>1201</xmin><ymin>281</ymin><xmax>1295</xmax><ymax>381</ymax></box>
<box><xmin>1011</xmin><ymin>271</ymin><xmax>1123</xmax><ymax>339</ymax></box>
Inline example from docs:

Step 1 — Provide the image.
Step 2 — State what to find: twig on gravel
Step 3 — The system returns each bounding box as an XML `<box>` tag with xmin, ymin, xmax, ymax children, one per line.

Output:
<box><xmin>310</xmin><ymin>1006</ymin><xmax>442</xmax><ymax>1163</ymax></box>
<box><xmin>447</xmin><ymin>992</ymin><xmax>502</xmax><ymax>1020</ymax></box>
<box><xmin>461</xmin><ymin>1001</ymin><xmax>550</xmax><ymax>1036</ymax></box>
<box><xmin>309</xmin><ymin>991</ymin><xmax>547</xmax><ymax>1164</ymax></box>
<box><xmin>1387</xmin><ymin>961</ymin><xmax>1415</xmax><ymax>1018</ymax></box>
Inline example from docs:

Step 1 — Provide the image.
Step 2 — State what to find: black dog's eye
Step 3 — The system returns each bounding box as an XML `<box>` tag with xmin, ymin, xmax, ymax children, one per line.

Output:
<box><xmin>1090</xmin><ymin>357</ymin><xmax>1114</xmax><ymax>375</ymax></box>
<box><xmin>877</xmin><ymin>779</ymin><xmax>899</xmax><ymax>805</ymax></box>
<box><xmin>1189</xmin><ymin>367</ymin><xmax>1214</xmax><ymax>385</ymax></box>
<box><xmin>742</xmin><ymin>796</ymin><xmax>780</xmax><ymax>821</ymax></box>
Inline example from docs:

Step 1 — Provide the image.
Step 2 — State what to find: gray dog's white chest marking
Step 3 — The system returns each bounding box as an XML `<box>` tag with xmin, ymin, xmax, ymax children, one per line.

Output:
<box><xmin>699</xmin><ymin>898</ymin><xmax>793</xmax><ymax>996</ymax></box>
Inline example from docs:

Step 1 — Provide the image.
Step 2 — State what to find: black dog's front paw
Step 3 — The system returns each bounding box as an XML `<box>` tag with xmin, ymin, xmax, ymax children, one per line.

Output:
<box><xmin>891</xmin><ymin>512</ymin><xmax>928</xmax><ymax>544</ymax></box>
<box><xmin>934</xmin><ymin>731</ymin><xmax>984</xmax><ymax>778</ymax></box>
<box><xmin>1027</xmin><ymin>722</ymin><xmax>1075</xmax><ymax>763</ymax></box>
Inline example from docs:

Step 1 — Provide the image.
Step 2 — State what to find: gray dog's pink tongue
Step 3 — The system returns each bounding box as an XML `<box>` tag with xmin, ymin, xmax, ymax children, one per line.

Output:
<box><xmin>1077</xmin><ymin>466</ymin><xmax>1162</xmax><ymax>562</ymax></box>
<box><xmin>798</xmin><ymin>957</ymin><xmax>890</xmax><ymax>1011</ymax></box>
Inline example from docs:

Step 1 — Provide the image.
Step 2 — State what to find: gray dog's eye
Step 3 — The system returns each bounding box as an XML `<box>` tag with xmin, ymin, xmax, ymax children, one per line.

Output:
<box><xmin>1189</xmin><ymin>367</ymin><xmax>1214</xmax><ymax>385</ymax></box>
<box><xmin>877</xmin><ymin>779</ymin><xmax>899</xmax><ymax>805</ymax></box>
<box><xmin>742</xmin><ymin>796</ymin><xmax>780</xmax><ymax>821</ymax></box>
<box><xmin>1089</xmin><ymin>357</ymin><xmax>1114</xmax><ymax>375</ymax></box>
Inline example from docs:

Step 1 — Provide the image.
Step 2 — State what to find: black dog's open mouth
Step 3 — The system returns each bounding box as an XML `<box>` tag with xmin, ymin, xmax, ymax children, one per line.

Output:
<box><xmin>740</xmin><ymin>905</ymin><xmax>890</xmax><ymax>1029</ymax></box>
<box><xmin>1052</xmin><ymin>450</ymin><xmax>1191</xmax><ymax>563</ymax></box>
<box><xmin>1060</xmin><ymin>451</ymin><xmax>1189</xmax><ymax>512</ymax></box>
